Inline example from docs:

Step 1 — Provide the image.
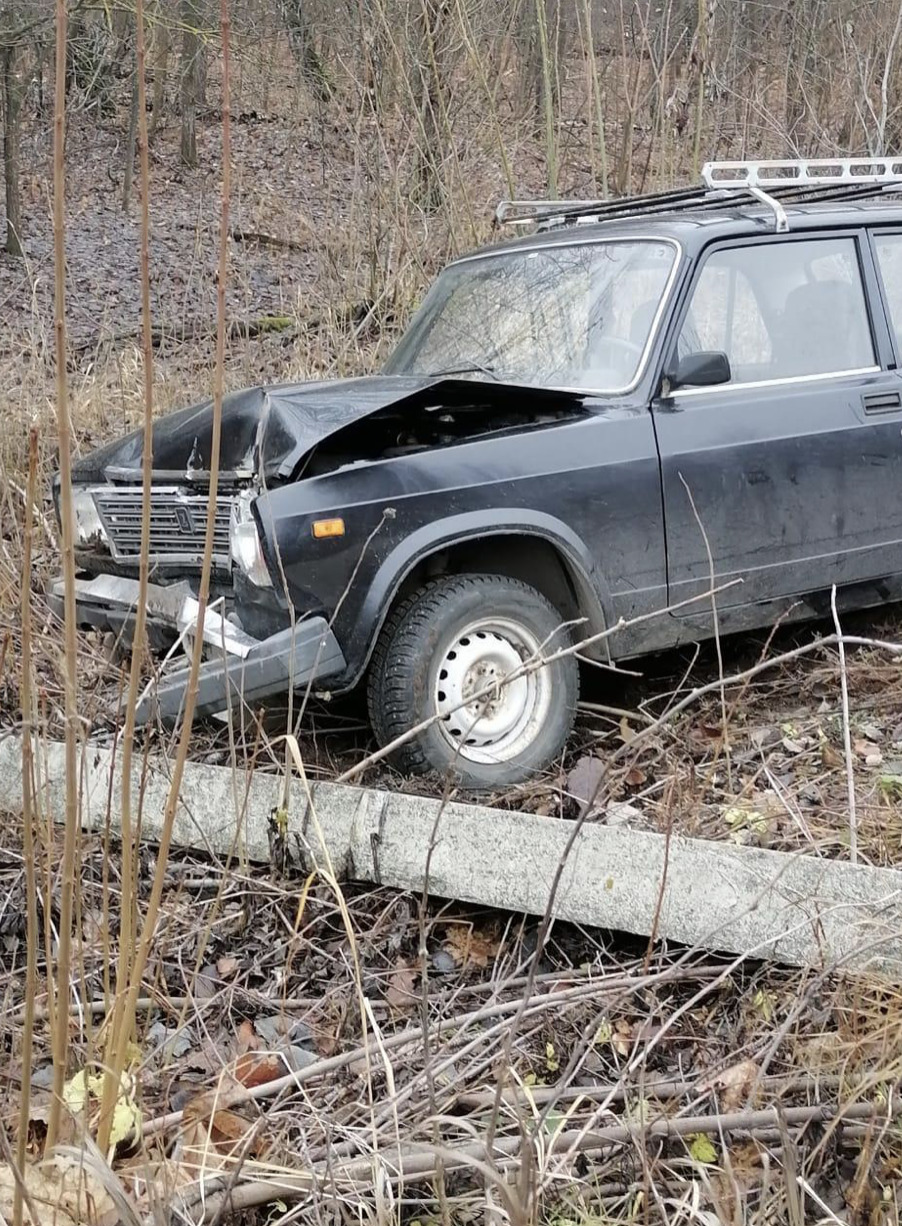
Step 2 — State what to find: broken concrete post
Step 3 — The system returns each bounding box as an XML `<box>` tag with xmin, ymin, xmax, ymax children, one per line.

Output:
<box><xmin>2</xmin><ymin>736</ymin><xmax>901</xmax><ymax>976</ymax></box>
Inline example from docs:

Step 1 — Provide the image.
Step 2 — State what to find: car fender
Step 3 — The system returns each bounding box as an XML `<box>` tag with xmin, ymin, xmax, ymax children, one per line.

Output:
<box><xmin>343</xmin><ymin>508</ymin><xmax>614</xmax><ymax>683</ymax></box>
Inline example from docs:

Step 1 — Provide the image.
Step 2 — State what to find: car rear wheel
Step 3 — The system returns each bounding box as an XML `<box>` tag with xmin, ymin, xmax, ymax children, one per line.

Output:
<box><xmin>367</xmin><ymin>574</ymin><xmax>579</xmax><ymax>788</ymax></box>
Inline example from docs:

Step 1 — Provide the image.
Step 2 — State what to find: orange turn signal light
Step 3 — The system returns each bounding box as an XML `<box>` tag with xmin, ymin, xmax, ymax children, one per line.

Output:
<box><xmin>312</xmin><ymin>517</ymin><xmax>346</xmax><ymax>539</ymax></box>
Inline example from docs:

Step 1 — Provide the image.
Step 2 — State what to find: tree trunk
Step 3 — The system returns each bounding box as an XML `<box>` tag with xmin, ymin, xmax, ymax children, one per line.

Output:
<box><xmin>280</xmin><ymin>0</ymin><xmax>332</xmax><ymax>102</ymax></box>
<box><xmin>179</xmin><ymin>0</ymin><xmax>201</xmax><ymax>167</ymax></box>
<box><xmin>122</xmin><ymin>39</ymin><xmax>139</xmax><ymax>209</ymax></box>
<box><xmin>412</xmin><ymin>0</ymin><xmax>453</xmax><ymax>210</ymax></box>
<box><xmin>1</xmin><ymin>36</ymin><xmax>23</xmax><ymax>256</ymax></box>
<box><xmin>150</xmin><ymin>10</ymin><xmax>170</xmax><ymax>137</ymax></box>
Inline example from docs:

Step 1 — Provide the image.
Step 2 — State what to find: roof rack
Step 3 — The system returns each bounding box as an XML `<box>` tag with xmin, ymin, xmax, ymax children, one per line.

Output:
<box><xmin>496</xmin><ymin>157</ymin><xmax>902</xmax><ymax>234</ymax></box>
<box><xmin>702</xmin><ymin>156</ymin><xmax>902</xmax><ymax>188</ymax></box>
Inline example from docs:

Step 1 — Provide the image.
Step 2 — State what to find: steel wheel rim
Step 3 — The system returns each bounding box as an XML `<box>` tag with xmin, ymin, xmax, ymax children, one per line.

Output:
<box><xmin>433</xmin><ymin>616</ymin><xmax>553</xmax><ymax>765</ymax></box>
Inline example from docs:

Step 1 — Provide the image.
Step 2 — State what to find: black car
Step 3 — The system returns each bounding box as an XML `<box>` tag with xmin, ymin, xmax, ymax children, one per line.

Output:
<box><xmin>51</xmin><ymin>157</ymin><xmax>902</xmax><ymax>787</ymax></box>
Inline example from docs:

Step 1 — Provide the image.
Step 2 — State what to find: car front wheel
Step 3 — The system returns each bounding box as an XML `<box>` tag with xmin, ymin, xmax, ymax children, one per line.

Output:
<box><xmin>367</xmin><ymin>574</ymin><xmax>579</xmax><ymax>789</ymax></box>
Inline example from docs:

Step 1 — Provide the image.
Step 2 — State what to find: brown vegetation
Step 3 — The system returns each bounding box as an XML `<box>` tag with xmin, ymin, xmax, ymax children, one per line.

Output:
<box><xmin>3</xmin><ymin>2</ymin><xmax>902</xmax><ymax>1224</ymax></box>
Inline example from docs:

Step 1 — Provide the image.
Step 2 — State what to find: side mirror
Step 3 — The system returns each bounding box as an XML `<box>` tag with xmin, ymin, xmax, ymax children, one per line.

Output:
<box><xmin>669</xmin><ymin>350</ymin><xmax>731</xmax><ymax>389</ymax></box>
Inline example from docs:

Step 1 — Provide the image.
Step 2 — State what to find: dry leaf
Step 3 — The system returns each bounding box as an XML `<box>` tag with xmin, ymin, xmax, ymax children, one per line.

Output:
<box><xmin>444</xmin><ymin>925</ymin><xmax>501</xmax><ymax>968</ymax></box>
<box><xmin>565</xmin><ymin>755</ymin><xmax>606</xmax><ymax>810</ymax></box>
<box><xmin>192</xmin><ymin>965</ymin><xmax>219</xmax><ymax>1001</ymax></box>
<box><xmin>386</xmin><ymin>959</ymin><xmax>419</xmax><ymax>1010</ymax></box>
<box><xmin>204</xmin><ymin>1109</ymin><xmax>266</xmax><ymax>1157</ymax></box>
<box><xmin>821</xmin><ymin>742</ymin><xmax>843</xmax><ymax>769</ymax></box>
<box><xmin>782</xmin><ymin>736</ymin><xmax>805</xmax><ymax>754</ymax></box>
<box><xmin>0</xmin><ymin>1156</ymin><xmax>121</xmax><ymax>1226</ymax></box>
<box><xmin>217</xmin><ymin>955</ymin><xmax>240</xmax><ymax>978</ymax></box>
<box><xmin>62</xmin><ymin>1069</ymin><xmax>141</xmax><ymax>1149</ymax></box>
<box><xmin>717</xmin><ymin>1139</ymin><xmax>764</xmax><ymax>1192</ymax></box>
<box><xmin>698</xmin><ymin>1058</ymin><xmax>760</xmax><ymax>1111</ymax></box>
<box><xmin>234</xmin><ymin>1051</ymin><xmax>284</xmax><ymax>1088</ymax></box>
<box><xmin>235</xmin><ymin>1019</ymin><xmax>260</xmax><ymax>1055</ymax></box>
<box><xmin>853</xmin><ymin>739</ymin><xmax>882</xmax><ymax>764</ymax></box>
<box><xmin>613</xmin><ymin>1019</ymin><xmax>633</xmax><ymax>1056</ymax></box>
<box><xmin>209</xmin><ymin>1109</ymin><xmax>250</xmax><ymax>1146</ymax></box>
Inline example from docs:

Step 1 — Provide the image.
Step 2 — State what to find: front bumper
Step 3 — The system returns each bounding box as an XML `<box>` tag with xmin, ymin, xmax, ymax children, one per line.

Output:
<box><xmin>48</xmin><ymin>575</ymin><xmax>346</xmax><ymax>725</ymax></box>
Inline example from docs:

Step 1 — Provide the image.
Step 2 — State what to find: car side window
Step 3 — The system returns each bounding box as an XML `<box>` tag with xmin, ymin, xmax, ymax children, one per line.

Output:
<box><xmin>678</xmin><ymin>261</ymin><xmax>771</xmax><ymax>378</ymax></box>
<box><xmin>873</xmin><ymin>233</ymin><xmax>902</xmax><ymax>358</ymax></box>
<box><xmin>677</xmin><ymin>237</ymin><xmax>875</xmax><ymax>385</ymax></box>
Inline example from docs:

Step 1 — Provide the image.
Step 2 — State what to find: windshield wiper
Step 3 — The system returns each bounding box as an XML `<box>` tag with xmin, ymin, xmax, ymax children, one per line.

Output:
<box><xmin>427</xmin><ymin>363</ymin><xmax>500</xmax><ymax>381</ymax></box>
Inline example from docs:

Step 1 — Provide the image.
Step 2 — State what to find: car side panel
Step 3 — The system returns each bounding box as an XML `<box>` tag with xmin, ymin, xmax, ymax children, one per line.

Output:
<box><xmin>655</xmin><ymin>372</ymin><xmax>902</xmax><ymax>620</ymax></box>
<box><xmin>257</xmin><ymin>411</ymin><xmax>667</xmax><ymax>683</ymax></box>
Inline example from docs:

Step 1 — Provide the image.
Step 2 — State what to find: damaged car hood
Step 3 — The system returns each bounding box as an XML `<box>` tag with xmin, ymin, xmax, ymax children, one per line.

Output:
<box><xmin>70</xmin><ymin>375</ymin><xmax>590</xmax><ymax>486</ymax></box>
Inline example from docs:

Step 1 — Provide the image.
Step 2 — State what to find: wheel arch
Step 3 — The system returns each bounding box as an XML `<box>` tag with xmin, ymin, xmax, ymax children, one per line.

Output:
<box><xmin>344</xmin><ymin>510</ymin><xmax>613</xmax><ymax>686</ymax></box>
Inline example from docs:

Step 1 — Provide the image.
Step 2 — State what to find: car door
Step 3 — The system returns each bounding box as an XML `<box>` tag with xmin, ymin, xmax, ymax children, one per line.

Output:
<box><xmin>651</xmin><ymin>229</ymin><xmax>902</xmax><ymax>624</ymax></box>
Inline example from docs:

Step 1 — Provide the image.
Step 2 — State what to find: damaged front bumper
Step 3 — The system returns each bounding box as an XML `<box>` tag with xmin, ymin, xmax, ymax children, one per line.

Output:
<box><xmin>48</xmin><ymin>575</ymin><xmax>346</xmax><ymax>725</ymax></box>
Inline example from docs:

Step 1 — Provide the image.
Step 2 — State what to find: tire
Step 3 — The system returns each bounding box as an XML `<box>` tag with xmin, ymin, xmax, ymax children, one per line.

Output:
<box><xmin>366</xmin><ymin>574</ymin><xmax>579</xmax><ymax>789</ymax></box>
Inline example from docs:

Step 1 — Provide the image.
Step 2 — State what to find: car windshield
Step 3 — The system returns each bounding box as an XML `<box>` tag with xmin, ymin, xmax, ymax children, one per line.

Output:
<box><xmin>385</xmin><ymin>239</ymin><xmax>677</xmax><ymax>392</ymax></box>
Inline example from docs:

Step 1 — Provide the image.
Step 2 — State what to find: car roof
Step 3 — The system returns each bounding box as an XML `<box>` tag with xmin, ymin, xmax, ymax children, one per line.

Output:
<box><xmin>458</xmin><ymin>196</ymin><xmax>902</xmax><ymax>263</ymax></box>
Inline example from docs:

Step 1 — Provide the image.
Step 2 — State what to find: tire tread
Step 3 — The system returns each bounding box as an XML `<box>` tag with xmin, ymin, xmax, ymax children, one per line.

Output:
<box><xmin>367</xmin><ymin>574</ymin><xmax>578</xmax><ymax>781</ymax></box>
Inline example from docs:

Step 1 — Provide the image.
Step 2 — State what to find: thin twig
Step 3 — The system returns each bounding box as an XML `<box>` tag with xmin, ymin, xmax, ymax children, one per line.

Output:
<box><xmin>46</xmin><ymin>0</ymin><xmax>77</xmax><ymax>1151</ymax></box>
<box><xmin>831</xmin><ymin>585</ymin><xmax>857</xmax><ymax>863</ymax></box>
<box><xmin>189</xmin><ymin>1097</ymin><xmax>900</xmax><ymax>1220</ymax></box>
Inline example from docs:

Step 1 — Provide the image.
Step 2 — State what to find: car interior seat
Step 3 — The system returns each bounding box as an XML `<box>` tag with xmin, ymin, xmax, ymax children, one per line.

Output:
<box><xmin>774</xmin><ymin>280</ymin><xmax>873</xmax><ymax>377</ymax></box>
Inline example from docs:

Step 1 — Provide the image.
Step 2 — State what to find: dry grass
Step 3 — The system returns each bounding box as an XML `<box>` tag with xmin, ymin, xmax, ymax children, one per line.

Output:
<box><xmin>3</xmin><ymin>825</ymin><xmax>902</xmax><ymax>1225</ymax></box>
<box><xmin>3</xmin><ymin>10</ymin><xmax>902</xmax><ymax>1223</ymax></box>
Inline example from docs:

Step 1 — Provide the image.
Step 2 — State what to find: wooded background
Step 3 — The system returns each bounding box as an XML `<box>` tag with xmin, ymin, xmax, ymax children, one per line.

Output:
<box><xmin>5</xmin><ymin>1</ymin><xmax>902</xmax><ymax>249</ymax></box>
<box><xmin>2</xmin><ymin>0</ymin><xmax>902</xmax><ymax>428</ymax></box>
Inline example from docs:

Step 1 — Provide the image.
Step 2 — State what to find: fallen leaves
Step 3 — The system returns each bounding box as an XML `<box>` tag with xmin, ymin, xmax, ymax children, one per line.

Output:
<box><xmin>386</xmin><ymin>959</ymin><xmax>419</xmax><ymax>1010</ymax></box>
<box><xmin>62</xmin><ymin>1069</ymin><xmax>141</xmax><ymax>1152</ymax></box>
<box><xmin>688</xmin><ymin>1133</ymin><xmax>718</xmax><ymax>1164</ymax></box>
<box><xmin>698</xmin><ymin>1059</ymin><xmax>760</xmax><ymax>1110</ymax></box>
<box><xmin>0</xmin><ymin>1155</ymin><xmax>121</xmax><ymax>1226</ymax></box>
<box><xmin>565</xmin><ymin>755</ymin><xmax>606</xmax><ymax>811</ymax></box>
<box><xmin>180</xmin><ymin>1098</ymin><xmax>266</xmax><ymax>1163</ymax></box>
<box><xmin>234</xmin><ymin>1051</ymin><xmax>285</xmax><ymax>1088</ymax></box>
<box><xmin>854</xmin><ymin>738</ymin><xmax>883</xmax><ymax>767</ymax></box>
<box><xmin>232</xmin><ymin>1014</ymin><xmax>315</xmax><ymax>1082</ymax></box>
<box><xmin>444</xmin><ymin>925</ymin><xmax>501</xmax><ymax>969</ymax></box>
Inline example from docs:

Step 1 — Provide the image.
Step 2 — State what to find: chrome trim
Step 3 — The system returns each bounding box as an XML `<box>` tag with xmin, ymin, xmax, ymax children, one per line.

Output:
<box><xmin>674</xmin><ymin>365</ymin><xmax>880</xmax><ymax>399</ymax></box>
<box><xmin>91</xmin><ymin>485</ymin><xmax>234</xmax><ymax>566</ymax></box>
<box><xmin>747</xmin><ymin>184</ymin><xmax>788</xmax><ymax>233</ymax></box>
<box><xmin>703</xmin><ymin>156</ymin><xmax>902</xmax><ymax>190</ymax></box>
<box><xmin>439</xmin><ymin>236</ymin><xmax>684</xmax><ymax>397</ymax></box>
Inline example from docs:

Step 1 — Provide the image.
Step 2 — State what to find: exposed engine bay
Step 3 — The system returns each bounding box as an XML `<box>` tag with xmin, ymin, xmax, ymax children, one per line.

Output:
<box><xmin>63</xmin><ymin>375</ymin><xmax>592</xmax><ymax>580</ymax></box>
<box><xmin>300</xmin><ymin>395</ymin><xmax>590</xmax><ymax>478</ymax></box>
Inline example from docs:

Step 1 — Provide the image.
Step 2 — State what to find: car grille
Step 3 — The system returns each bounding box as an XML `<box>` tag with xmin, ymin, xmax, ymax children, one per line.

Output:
<box><xmin>92</xmin><ymin>486</ymin><xmax>233</xmax><ymax>566</ymax></box>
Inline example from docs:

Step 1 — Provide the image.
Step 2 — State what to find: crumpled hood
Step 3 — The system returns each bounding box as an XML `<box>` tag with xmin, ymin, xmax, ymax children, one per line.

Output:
<box><xmin>70</xmin><ymin>375</ymin><xmax>446</xmax><ymax>485</ymax></box>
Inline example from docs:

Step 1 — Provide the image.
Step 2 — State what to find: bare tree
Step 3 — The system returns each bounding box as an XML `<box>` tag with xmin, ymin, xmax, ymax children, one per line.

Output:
<box><xmin>413</xmin><ymin>0</ymin><xmax>453</xmax><ymax>210</ymax></box>
<box><xmin>149</xmin><ymin>6</ymin><xmax>171</xmax><ymax>137</ymax></box>
<box><xmin>1</xmin><ymin>24</ymin><xmax>23</xmax><ymax>255</ymax></box>
<box><xmin>281</xmin><ymin>0</ymin><xmax>332</xmax><ymax>101</ymax></box>
<box><xmin>180</xmin><ymin>0</ymin><xmax>203</xmax><ymax>166</ymax></box>
<box><xmin>122</xmin><ymin>18</ymin><xmax>139</xmax><ymax>208</ymax></box>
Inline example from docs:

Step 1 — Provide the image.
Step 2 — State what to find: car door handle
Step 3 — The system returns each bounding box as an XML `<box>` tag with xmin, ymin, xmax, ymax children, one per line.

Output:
<box><xmin>862</xmin><ymin>390</ymin><xmax>902</xmax><ymax>415</ymax></box>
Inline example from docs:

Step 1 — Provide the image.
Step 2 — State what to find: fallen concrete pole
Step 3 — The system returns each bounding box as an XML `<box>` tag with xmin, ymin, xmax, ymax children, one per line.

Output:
<box><xmin>3</xmin><ymin>736</ymin><xmax>902</xmax><ymax>976</ymax></box>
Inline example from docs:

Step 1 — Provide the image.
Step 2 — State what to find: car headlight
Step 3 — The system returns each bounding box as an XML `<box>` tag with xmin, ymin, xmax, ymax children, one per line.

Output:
<box><xmin>230</xmin><ymin>490</ymin><xmax>273</xmax><ymax>587</ymax></box>
<box><xmin>72</xmin><ymin>488</ymin><xmax>108</xmax><ymax>547</ymax></box>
